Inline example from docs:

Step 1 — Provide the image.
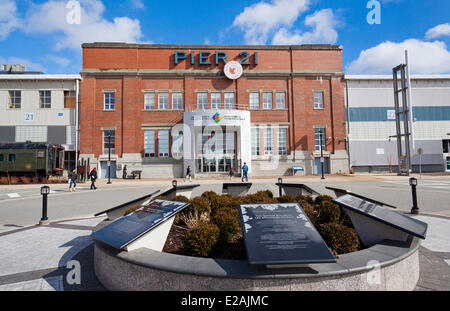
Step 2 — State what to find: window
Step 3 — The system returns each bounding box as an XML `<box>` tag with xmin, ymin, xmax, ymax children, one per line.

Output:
<box><xmin>264</xmin><ymin>128</ymin><xmax>274</xmax><ymax>155</ymax></box>
<box><xmin>172</xmin><ymin>131</ymin><xmax>183</xmax><ymax>158</ymax></box>
<box><xmin>144</xmin><ymin>130</ymin><xmax>155</xmax><ymax>157</ymax></box>
<box><xmin>443</xmin><ymin>140</ymin><xmax>450</xmax><ymax>153</ymax></box>
<box><xmin>0</xmin><ymin>154</ymin><xmax>4</xmax><ymax>162</ymax></box>
<box><xmin>314</xmin><ymin>128</ymin><xmax>326</xmax><ymax>152</ymax></box>
<box><xmin>276</xmin><ymin>92</ymin><xmax>286</xmax><ymax>109</ymax></box>
<box><xmin>104</xmin><ymin>92</ymin><xmax>115</xmax><ymax>110</ymax></box>
<box><xmin>197</xmin><ymin>92</ymin><xmax>208</xmax><ymax>110</ymax></box>
<box><xmin>249</xmin><ymin>92</ymin><xmax>260</xmax><ymax>110</ymax></box>
<box><xmin>8</xmin><ymin>91</ymin><xmax>21</xmax><ymax>109</ymax></box>
<box><xmin>103</xmin><ymin>130</ymin><xmax>115</xmax><ymax>154</ymax></box>
<box><xmin>251</xmin><ymin>128</ymin><xmax>260</xmax><ymax>156</ymax></box>
<box><xmin>224</xmin><ymin>93</ymin><xmax>235</xmax><ymax>109</ymax></box>
<box><xmin>211</xmin><ymin>93</ymin><xmax>221</xmax><ymax>109</ymax></box>
<box><xmin>16</xmin><ymin>126</ymin><xmax>47</xmax><ymax>142</ymax></box>
<box><xmin>278</xmin><ymin>128</ymin><xmax>287</xmax><ymax>155</ymax></box>
<box><xmin>158</xmin><ymin>130</ymin><xmax>169</xmax><ymax>157</ymax></box>
<box><xmin>8</xmin><ymin>154</ymin><xmax>16</xmax><ymax>163</ymax></box>
<box><xmin>64</xmin><ymin>91</ymin><xmax>76</xmax><ymax>109</ymax></box>
<box><xmin>262</xmin><ymin>92</ymin><xmax>273</xmax><ymax>109</ymax></box>
<box><xmin>314</xmin><ymin>91</ymin><xmax>324</xmax><ymax>109</ymax></box>
<box><xmin>144</xmin><ymin>93</ymin><xmax>155</xmax><ymax>110</ymax></box>
<box><xmin>158</xmin><ymin>92</ymin><xmax>169</xmax><ymax>110</ymax></box>
<box><xmin>39</xmin><ymin>91</ymin><xmax>51</xmax><ymax>109</ymax></box>
<box><xmin>172</xmin><ymin>93</ymin><xmax>183</xmax><ymax>110</ymax></box>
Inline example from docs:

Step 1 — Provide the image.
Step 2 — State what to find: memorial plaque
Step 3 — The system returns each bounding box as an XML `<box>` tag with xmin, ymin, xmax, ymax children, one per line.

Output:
<box><xmin>333</xmin><ymin>194</ymin><xmax>427</xmax><ymax>239</ymax></box>
<box><xmin>92</xmin><ymin>200</ymin><xmax>190</xmax><ymax>250</ymax></box>
<box><xmin>238</xmin><ymin>203</ymin><xmax>336</xmax><ymax>265</ymax></box>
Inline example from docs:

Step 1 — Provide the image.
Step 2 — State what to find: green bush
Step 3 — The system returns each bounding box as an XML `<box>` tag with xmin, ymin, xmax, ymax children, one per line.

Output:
<box><xmin>255</xmin><ymin>190</ymin><xmax>274</xmax><ymax>198</ymax></box>
<box><xmin>300</xmin><ymin>202</ymin><xmax>319</xmax><ymax>227</ymax></box>
<box><xmin>183</xmin><ymin>223</ymin><xmax>220</xmax><ymax>257</ymax></box>
<box><xmin>173</xmin><ymin>195</ymin><xmax>189</xmax><ymax>203</ymax></box>
<box><xmin>318</xmin><ymin>223</ymin><xmax>360</xmax><ymax>255</ymax></box>
<box><xmin>318</xmin><ymin>200</ymin><xmax>341</xmax><ymax>224</ymax></box>
<box><xmin>185</xmin><ymin>196</ymin><xmax>211</xmax><ymax>216</ymax></box>
<box><xmin>314</xmin><ymin>195</ymin><xmax>334</xmax><ymax>206</ymax></box>
<box><xmin>212</xmin><ymin>208</ymin><xmax>242</xmax><ymax>243</ymax></box>
<box><xmin>277</xmin><ymin>194</ymin><xmax>297</xmax><ymax>203</ymax></box>
<box><xmin>296</xmin><ymin>195</ymin><xmax>314</xmax><ymax>205</ymax></box>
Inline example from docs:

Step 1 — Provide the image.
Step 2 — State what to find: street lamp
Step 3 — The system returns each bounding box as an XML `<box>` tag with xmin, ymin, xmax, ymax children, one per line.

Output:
<box><xmin>319</xmin><ymin>130</ymin><xmax>325</xmax><ymax>180</ymax></box>
<box><xmin>107</xmin><ymin>132</ymin><xmax>112</xmax><ymax>184</ymax></box>
<box><xmin>40</xmin><ymin>186</ymin><xmax>50</xmax><ymax>225</ymax></box>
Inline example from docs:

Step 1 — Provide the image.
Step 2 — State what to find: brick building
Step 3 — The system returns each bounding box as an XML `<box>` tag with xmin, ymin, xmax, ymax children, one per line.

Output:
<box><xmin>80</xmin><ymin>43</ymin><xmax>349</xmax><ymax>179</ymax></box>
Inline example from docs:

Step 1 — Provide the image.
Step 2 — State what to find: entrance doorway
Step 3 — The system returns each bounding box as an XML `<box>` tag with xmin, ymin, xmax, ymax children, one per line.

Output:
<box><xmin>101</xmin><ymin>161</ymin><xmax>117</xmax><ymax>179</ymax></box>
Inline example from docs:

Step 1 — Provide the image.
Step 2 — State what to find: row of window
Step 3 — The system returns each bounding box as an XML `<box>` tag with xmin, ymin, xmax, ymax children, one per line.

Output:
<box><xmin>102</xmin><ymin>90</ymin><xmax>325</xmax><ymax>111</ymax></box>
<box><xmin>6</xmin><ymin>90</ymin><xmax>76</xmax><ymax>109</ymax></box>
<box><xmin>251</xmin><ymin>128</ymin><xmax>288</xmax><ymax>156</ymax></box>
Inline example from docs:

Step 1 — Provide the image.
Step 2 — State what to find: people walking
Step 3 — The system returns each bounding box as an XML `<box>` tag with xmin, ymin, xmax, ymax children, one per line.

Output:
<box><xmin>122</xmin><ymin>165</ymin><xmax>127</xmax><ymax>179</ymax></box>
<box><xmin>241</xmin><ymin>162</ymin><xmax>249</xmax><ymax>182</ymax></box>
<box><xmin>68</xmin><ymin>169</ymin><xmax>77</xmax><ymax>192</ymax></box>
<box><xmin>229</xmin><ymin>166</ymin><xmax>234</xmax><ymax>180</ymax></box>
<box><xmin>89</xmin><ymin>167</ymin><xmax>98</xmax><ymax>190</ymax></box>
<box><xmin>184</xmin><ymin>165</ymin><xmax>192</xmax><ymax>182</ymax></box>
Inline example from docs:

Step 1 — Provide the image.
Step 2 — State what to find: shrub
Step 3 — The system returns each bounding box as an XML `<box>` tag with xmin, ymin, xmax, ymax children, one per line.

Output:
<box><xmin>296</xmin><ymin>195</ymin><xmax>314</xmax><ymax>205</ymax></box>
<box><xmin>314</xmin><ymin>195</ymin><xmax>334</xmax><ymax>206</ymax></box>
<box><xmin>183</xmin><ymin>223</ymin><xmax>220</xmax><ymax>257</ymax></box>
<box><xmin>212</xmin><ymin>208</ymin><xmax>242</xmax><ymax>243</ymax></box>
<box><xmin>300</xmin><ymin>202</ymin><xmax>319</xmax><ymax>227</ymax></box>
<box><xmin>153</xmin><ymin>196</ymin><xmax>168</xmax><ymax>201</ymax></box>
<box><xmin>124</xmin><ymin>205</ymin><xmax>142</xmax><ymax>216</ymax></box>
<box><xmin>211</xmin><ymin>194</ymin><xmax>242</xmax><ymax>211</ymax></box>
<box><xmin>255</xmin><ymin>190</ymin><xmax>274</xmax><ymax>198</ymax></box>
<box><xmin>185</xmin><ymin>196</ymin><xmax>211</xmax><ymax>215</ymax></box>
<box><xmin>173</xmin><ymin>195</ymin><xmax>189</xmax><ymax>203</ymax></box>
<box><xmin>318</xmin><ymin>223</ymin><xmax>360</xmax><ymax>255</ymax></box>
<box><xmin>318</xmin><ymin>200</ymin><xmax>341</xmax><ymax>224</ymax></box>
<box><xmin>277</xmin><ymin>194</ymin><xmax>297</xmax><ymax>203</ymax></box>
<box><xmin>179</xmin><ymin>210</ymin><xmax>210</xmax><ymax>229</ymax></box>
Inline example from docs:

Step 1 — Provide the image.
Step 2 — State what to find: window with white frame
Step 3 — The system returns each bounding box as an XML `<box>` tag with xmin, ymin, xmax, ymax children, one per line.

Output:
<box><xmin>314</xmin><ymin>91</ymin><xmax>324</xmax><ymax>109</ymax></box>
<box><xmin>278</xmin><ymin>128</ymin><xmax>287</xmax><ymax>155</ymax></box>
<box><xmin>249</xmin><ymin>92</ymin><xmax>260</xmax><ymax>110</ymax></box>
<box><xmin>172</xmin><ymin>93</ymin><xmax>183</xmax><ymax>110</ymax></box>
<box><xmin>197</xmin><ymin>92</ymin><xmax>208</xmax><ymax>110</ymax></box>
<box><xmin>158</xmin><ymin>130</ymin><xmax>169</xmax><ymax>157</ymax></box>
<box><xmin>8</xmin><ymin>91</ymin><xmax>21</xmax><ymax>109</ymax></box>
<box><xmin>144</xmin><ymin>130</ymin><xmax>155</xmax><ymax>157</ymax></box>
<box><xmin>103</xmin><ymin>130</ymin><xmax>115</xmax><ymax>154</ymax></box>
<box><xmin>262</xmin><ymin>92</ymin><xmax>273</xmax><ymax>109</ymax></box>
<box><xmin>264</xmin><ymin>128</ymin><xmax>274</xmax><ymax>155</ymax></box>
<box><xmin>172</xmin><ymin>131</ymin><xmax>183</xmax><ymax>158</ymax></box>
<box><xmin>314</xmin><ymin>128</ymin><xmax>326</xmax><ymax>151</ymax></box>
<box><xmin>224</xmin><ymin>93</ymin><xmax>235</xmax><ymax>109</ymax></box>
<box><xmin>276</xmin><ymin>92</ymin><xmax>286</xmax><ymax>109</ymax></box>
<box><xmin>104</xmin><ymin>92</ymin><xmax>115</xmax><ymax>110</ymax></box>
<box><xmin>144</xmin><ymin>93</ymin><xmax>155</xmax><ymax>110</ymax></box>
<box><xmin>40</xmin><ymin>90</ymin><xmax>52</xmax><ymax>109</ymax></box>
<box><xmin>158</xmin><ymin>92</ymin><xmax>169</xmax><ymax>110</ymax></box>
<box><xmin>251</xmin><ymin>128</ymin><xmax>260</xmax><ymax>156</ymax></box>
<box><xmin>211</xmin><ymin>92</ymin><xmax>221</xmax><ymax>109</ymax></box>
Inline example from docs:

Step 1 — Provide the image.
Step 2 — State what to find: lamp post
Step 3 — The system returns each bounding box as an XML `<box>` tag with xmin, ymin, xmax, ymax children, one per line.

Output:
<box><xmin>40</xmin><ymin>186</ymin><xmax>50</xmax><ymax>225</ymax></box>
<box><xmin>319</xmin><ymin>130</ymin><xmax>325</xmax><ymax>180</ymax></box>
<box><xmin>410</xmin><ymin>177</ymin><xmax>419</xmax><ymax>215</ymax></box>
<box><xmin>107</xmin><ymin>132</ymin><xmax>112</xmax><ymax>184</ymax></box>
<box><xmin>278</xmin><ymin>178</ymin><xmax>283</xmax><ymax>197</ymax></box>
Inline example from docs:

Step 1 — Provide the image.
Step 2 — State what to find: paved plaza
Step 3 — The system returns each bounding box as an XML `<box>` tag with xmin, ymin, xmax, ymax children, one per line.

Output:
<box><xmin>0</xmin><ymin>174</ymin><xmax>449</xmax><ymax>291</ymax></box>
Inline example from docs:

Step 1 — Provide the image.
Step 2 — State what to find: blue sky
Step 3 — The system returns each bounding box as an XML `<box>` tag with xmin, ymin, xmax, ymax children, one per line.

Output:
<box><xmin>0</xmin><ymin>0</ymin><xmax>449</xmax><ymax>74</ymax></box>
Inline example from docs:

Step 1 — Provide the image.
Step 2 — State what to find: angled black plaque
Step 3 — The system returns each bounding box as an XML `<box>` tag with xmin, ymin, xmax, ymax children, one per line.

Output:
<box><xmin>91</xmin><ymin>200</ymin><xmax>190</xmax><ymax>250</ymax></box>
<box><xmin>325</xmin><ymin>186</ymin><xmax>397</xmax><ymax>209</ymax></box>
<box><xmin>238</xmin><ymin>203</ymin><xmax>336</xmax><ymax>265</ymax></box>
<box><xmin>276</xmin><ymin>183</ymin><xmax>320</xmax><ymax>197</ymax></box>
<box><xmin>333</xmin><ymin>194</ymin><xmax>427</xmax><ymax>240</ymax></box>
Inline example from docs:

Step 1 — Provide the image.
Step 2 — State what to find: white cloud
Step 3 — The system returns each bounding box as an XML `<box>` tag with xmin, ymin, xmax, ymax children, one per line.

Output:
<box><xmin>130</xmin><ymin>0</ymin><xmax>145</xmax><ymax>9</ymax></box>
<box><xmin>44</xmin><ymin>55</ymin><xmax>71</xmax><ymax>68</ymax></box>
<box><xmin>21</xmin><ymin>0</ymin><xmax>144</xmax><ymax>50</ymax></box>
<box><xmin>347</xmin><ymin>39</ymin><xmax>450</xmax><ymax>74</ymax></box>
<box><xmin>0</xmin><ymin>0</ymin><xmax>20</xmax><ymax>40</ymax></box>
<box><xmin>272</xmin><ymin>9</ymin><xmax>339</xmax><ymax>45</ymax></box>
<box><xmin>232</xmin><ymin>0</ymin><xmax>311</xmax><ymax>45</ymax></box>
<box><xmin>426</xmin><ymin>23</ymin><xmax>450</xmax><ymax>40</ymax></box>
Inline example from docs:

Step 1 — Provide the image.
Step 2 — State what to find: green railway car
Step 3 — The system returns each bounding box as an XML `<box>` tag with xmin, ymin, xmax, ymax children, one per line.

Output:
<box><xmin>0</xmin><ymin>142</ymin><xmax>65</xmax><ymax>177</ymax></box>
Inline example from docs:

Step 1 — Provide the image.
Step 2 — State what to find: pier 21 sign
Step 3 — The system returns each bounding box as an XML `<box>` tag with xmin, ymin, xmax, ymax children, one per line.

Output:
<box><xmin>174</xmin><ymin>51</ymin><xmax>258</xmax><ymax>66</ymax></box>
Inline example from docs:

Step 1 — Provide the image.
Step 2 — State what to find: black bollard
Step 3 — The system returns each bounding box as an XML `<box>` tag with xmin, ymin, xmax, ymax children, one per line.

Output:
<box><xmin>278</xmin><ymin>178</ymin><xmax>283</xmax><ymax>197</ymax></box>
<box><xmin>410</xmin><ymin>178</ymin><xmax>419</xmax><ymax>215</ymax></box>
<box><xmin>172</xmin><ymin>180</ymin><xmax>178</xmax><ymax>189</ymax></box>
<box><xmin>40</xmin><ymin>186</ymin><xmax>50</xmax><ymax>225</ymax></box>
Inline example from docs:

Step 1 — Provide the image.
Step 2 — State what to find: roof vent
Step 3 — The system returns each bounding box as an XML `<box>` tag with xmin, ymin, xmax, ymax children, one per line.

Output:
<box><xmin>2</xmin><ymin>64</ymin><xmax>26</xmax><ymax>72</ymax></box>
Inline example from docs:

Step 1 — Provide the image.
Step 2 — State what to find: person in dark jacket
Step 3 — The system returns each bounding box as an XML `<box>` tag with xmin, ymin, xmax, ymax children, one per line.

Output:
<box><xmin>122</xmin><ymin>165</ymin><xmax>127</xmax><ymax>179</ymax></box>
<box><xmin>89</xmin><ymin>167</ymin><xmax>98</xmax><ymax>190</ymax></box>
<box><xmin>68</xmin><ymin>169</ymin><xmax>77</xmax><ymax>192</ymax></box>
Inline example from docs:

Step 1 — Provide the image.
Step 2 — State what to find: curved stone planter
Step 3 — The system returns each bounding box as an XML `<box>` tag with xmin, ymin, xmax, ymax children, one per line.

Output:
<box><xmin>93</xmin><ymin>221</ymin><xmax>421</xmax><ymax>291</ymax></box>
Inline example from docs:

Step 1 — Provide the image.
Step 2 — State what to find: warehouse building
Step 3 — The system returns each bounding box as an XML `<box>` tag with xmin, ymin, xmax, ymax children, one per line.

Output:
<box><xmin>80</xmin><ymin>43</ymin><xmax>349</xmax><ymax>179</ymax></box>
<box><xmin>346</xmin><ymin>74</ymin><xmax>450</xmax><ymax>173</ymax></box>
<box><xmin>0</xmin><ymin>65</ymin><xmax>81</xmax><ymax>172</ymax></box>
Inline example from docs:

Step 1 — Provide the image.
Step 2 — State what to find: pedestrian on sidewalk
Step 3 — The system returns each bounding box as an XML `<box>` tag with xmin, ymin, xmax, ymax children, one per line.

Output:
<box><xmin>68</xmin><ymin>169</ymin><xmax>77</xmax><ymax>192</ymax></box>
<box><xmin>229</xmin><ymin>166</ymin><xmax>234</xmax><ymax>180</ymax></box>
<box><xmin>123</xmin><ymin>165</ymin><xmax>127</xmax><ymax>179</ymax></box>
<box><xmin>241</xmin><ymin>162</ymin><xmax>249</xmax><ymax>183</ymax></box>
<box><xmin>184</xmin><ymin>165</ymin><xmax>192</xmax><ymax>182</ymax></box>
<box><xmin>89</xmin><ymin>167</ymin><xmax>98</xmax><ymax>190</ymax></box>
